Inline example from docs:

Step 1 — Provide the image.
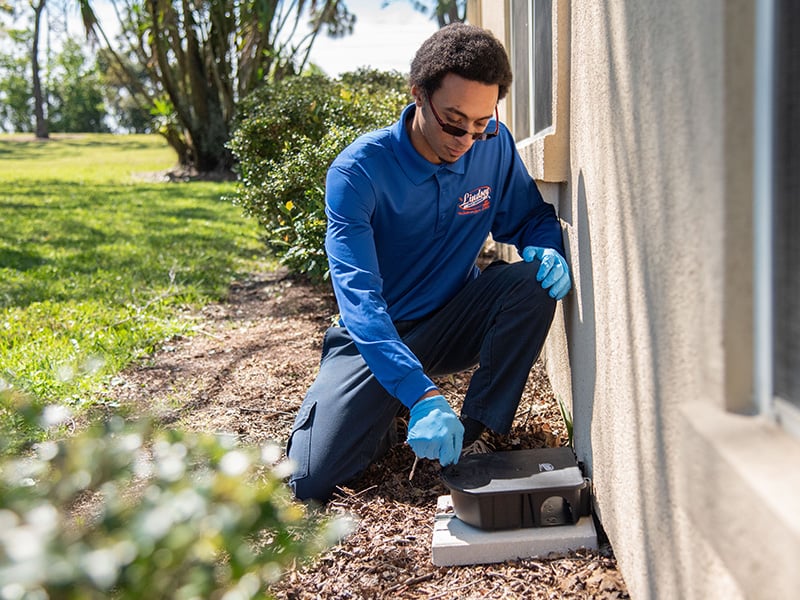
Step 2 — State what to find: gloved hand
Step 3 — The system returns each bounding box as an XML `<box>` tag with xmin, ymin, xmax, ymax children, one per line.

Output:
<box><xmin>407</xmin><ymin>395</ymin><xmax>464</xmax><ymax>466</ymax></box>
<box><xmin>522</xmin><ymin>246</ymin><xmax>572</xmax><ymax>300</ymax></box>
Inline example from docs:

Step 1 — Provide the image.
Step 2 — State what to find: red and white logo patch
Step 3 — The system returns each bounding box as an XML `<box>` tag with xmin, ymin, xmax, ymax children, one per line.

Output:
<box><xmin>457</xmin><ymin>185</ymin><xmax>492</xmax><ymax>215</ymax></box>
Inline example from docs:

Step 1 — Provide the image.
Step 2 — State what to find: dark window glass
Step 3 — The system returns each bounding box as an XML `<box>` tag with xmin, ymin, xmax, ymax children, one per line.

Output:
<box><xmin>512</xmin><ymin>1</ymin><xmax>531</xmax><ymax>140</ymax></box>
<box><xmin>773</xmin><ymin>0</ymin><xmax>799</xmax><ymax>407</ymax></box>
<box><xmin>533</xmin><ymin>0</ymin><xmax>553</xmax><ymax>134</ymax></box>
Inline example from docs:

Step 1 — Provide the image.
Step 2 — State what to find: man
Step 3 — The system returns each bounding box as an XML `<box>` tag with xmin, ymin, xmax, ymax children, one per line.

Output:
<box><xmin>287</xmin><ymin>23</ymin><xmax>570</xmax><ymax>502</ymax></box>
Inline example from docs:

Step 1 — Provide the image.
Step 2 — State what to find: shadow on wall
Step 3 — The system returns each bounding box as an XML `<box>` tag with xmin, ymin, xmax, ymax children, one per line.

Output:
<box><xmin>561</xmin><ymin>171</ymin><xmax>597</xmax><ymax>475</ymax></box>
<box><xmin>564</xmin><ymin>4</ymin><xmax>713</xmax><ymax>596</ymax></box>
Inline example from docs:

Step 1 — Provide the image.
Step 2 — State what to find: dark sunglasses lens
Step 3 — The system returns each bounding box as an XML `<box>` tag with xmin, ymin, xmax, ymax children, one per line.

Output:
<box><xmin>454</xmin><ymin>117</ymin><xmax>498</xmax><ymax>140</ymax></box>
<box><xmin>443</xmin><ymin>123</ymin><xmax>468</xmax><ymax>137</ymax></box>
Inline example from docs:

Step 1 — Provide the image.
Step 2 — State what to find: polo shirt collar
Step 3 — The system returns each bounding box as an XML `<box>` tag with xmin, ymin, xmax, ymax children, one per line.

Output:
<box><xmin>391</xmin><ymin>103</ymin><xmax>466</xmax><ymax>184</ymax></box>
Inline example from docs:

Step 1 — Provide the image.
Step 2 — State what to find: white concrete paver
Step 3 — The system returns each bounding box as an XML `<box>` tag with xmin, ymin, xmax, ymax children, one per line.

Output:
<box><xmin>432</xmin><ymin>495</ymin><xmax>598</xmax><ymax>566</ymax></box>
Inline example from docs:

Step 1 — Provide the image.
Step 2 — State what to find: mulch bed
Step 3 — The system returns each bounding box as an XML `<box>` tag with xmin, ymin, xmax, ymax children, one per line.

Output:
<box><xmin>102</xmin><ymin>267</ymin><xmax>629</xmax><ymax>599</ymax></box>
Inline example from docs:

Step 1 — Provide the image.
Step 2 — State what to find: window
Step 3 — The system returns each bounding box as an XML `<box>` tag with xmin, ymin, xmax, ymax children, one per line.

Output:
<box><xmin>773</xmin><ymin>0</ymin><xmax>799</xmax><ymax>432</ymax></box>
<box><xmin>510</xmin><ymin>2</ymin><xmax>531</xmax><ymax>140</ymax></box>
<box><xmin>755</xmin><ymin>0</ymin><xmax>799</xmax><ymax>435</ymax></box>
<box><xmin>506</xmin><ymin>0</ymin><xmax>567</xmax><ymax>183</ymax></box>
<box><xmin>510</xmin><ymin>0</ymin><xmax>553</xmax><ymax>141</ymax></box>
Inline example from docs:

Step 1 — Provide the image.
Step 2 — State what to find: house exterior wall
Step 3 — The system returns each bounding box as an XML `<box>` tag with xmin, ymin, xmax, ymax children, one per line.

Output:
<box><xmin>471</xmin><ymin>2</ymin><xmax>800</xmax><ymax>599</ymax></box>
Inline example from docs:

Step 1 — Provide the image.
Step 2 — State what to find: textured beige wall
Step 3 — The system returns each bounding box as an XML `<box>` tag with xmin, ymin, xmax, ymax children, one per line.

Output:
<box><xmin>475</xmin><ymin>1</ymin><xmax>800</xmax><ymax>598</ymax></box>
<box><xmin>559</xmin><ymin>5</ymin><xmax>727</xmax><ymax>593</ymax></box>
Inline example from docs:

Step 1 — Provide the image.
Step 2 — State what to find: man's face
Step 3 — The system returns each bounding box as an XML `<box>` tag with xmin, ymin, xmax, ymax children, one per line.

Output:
<box><xmin>410</xmin><ymin>73</ymin><xmax>499</xmax><ymax>164</ymax></box>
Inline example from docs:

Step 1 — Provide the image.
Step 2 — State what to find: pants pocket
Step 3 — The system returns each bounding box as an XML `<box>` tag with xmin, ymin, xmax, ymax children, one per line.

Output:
<box><xmin>286</xmin><ymin>398</ymin><xmax>316</xmax><ymax>481</ymax></box>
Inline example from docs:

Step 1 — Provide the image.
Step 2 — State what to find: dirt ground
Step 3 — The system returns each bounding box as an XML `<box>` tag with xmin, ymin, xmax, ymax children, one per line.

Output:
<box><xmin>103</xmin><ymin>265</ymin><xmax>629</xmax><ymax>599</ymax></box>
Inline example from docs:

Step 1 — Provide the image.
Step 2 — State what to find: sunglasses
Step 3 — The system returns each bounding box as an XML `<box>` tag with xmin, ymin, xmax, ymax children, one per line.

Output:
<box><xmin>427</xmin><ymin>97</ymin><xmax>499</xmax><ymax>141</ymax></box>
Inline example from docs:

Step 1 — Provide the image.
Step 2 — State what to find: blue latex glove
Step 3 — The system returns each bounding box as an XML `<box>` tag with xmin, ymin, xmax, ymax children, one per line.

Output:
<box><xmin>407</xmin><ymin>395</ymin><xmax>464</xmax><ymax>466</ymax></box>
<box><xmin>522</xmin><ymin>246</ymin><xmax>572</xmax><ymax>300</ymax></box>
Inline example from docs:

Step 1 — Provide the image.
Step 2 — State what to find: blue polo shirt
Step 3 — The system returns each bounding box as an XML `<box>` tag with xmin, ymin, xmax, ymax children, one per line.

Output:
<box><xmin>325</xmin><ymin>103</ymin><xmax>564</xmax><ymax>408</ymax></box>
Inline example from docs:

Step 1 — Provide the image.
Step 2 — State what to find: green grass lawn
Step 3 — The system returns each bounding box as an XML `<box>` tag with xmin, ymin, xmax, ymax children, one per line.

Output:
<box><xmin>0</xmin><ymin>134</ymin><xmax>268</xmax><ymax>445</ymax></box>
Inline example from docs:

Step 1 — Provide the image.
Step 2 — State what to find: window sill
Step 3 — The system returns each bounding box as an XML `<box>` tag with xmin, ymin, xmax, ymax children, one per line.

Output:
<box><xmin>517</xmin><ymin>129</ymin><xmax>568</xmax><ymax>183</ymax></box>
<box><xmin>678</xmin><ymin>402</ymin><xmax>800</xmax><ymax>598</ymax></box>
<box><xmin>776</xmin><ymin>397</ymin><xmax>800</xmax><ymax>439</ymax></box>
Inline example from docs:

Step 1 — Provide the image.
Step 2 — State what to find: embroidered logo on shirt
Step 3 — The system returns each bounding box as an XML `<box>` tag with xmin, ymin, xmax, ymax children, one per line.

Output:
<box><xmin>457</xmin><ymin>186</ymin><xmax>492</xmax><ymax>215</ymax></box>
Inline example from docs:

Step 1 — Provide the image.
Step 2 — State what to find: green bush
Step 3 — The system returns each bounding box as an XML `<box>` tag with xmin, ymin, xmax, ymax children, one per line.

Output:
<box><xmin>228</xmin><ymin>69</ymin><xmax>409</xmax><ymax>281</ymax></box>
<box><xmin>0</xmin><ymin>392</ymin><xmax>350</xmax><ymax>599</ymax></box>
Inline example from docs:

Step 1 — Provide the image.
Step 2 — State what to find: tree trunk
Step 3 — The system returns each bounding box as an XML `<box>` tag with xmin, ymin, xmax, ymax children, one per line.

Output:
<box><xmin>96</xmin><ymin>0</ymin><xmax>348</xmax><ymax>172</ymax></box>
<box><xmin>191</xmin><ymin>110</ymin><xmax>231</xmax><ymax>171</ymax></box>
<box><xmin>32</xmin><ymin>0</ymin><xmax>48</xmax><ymax>139</ymax></box>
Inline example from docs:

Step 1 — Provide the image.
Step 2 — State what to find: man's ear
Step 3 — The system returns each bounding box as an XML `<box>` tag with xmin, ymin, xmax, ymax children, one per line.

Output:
<box><xmin>410</xmin><ymin>84</ymin><xmax>423</xmax><ymax>106</ymax></box>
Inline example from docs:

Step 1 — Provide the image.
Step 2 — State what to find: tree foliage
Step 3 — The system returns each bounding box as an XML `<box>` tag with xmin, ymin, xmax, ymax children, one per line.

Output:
<box><xmin>228</xmin><ymin>68</ymin><xmax>409</xmax><ymax>281</ymax></box>
<box><xmin>48</xmin><ymin>39</ymin><xmax>109</xmax><ymax>132</ymax></box>
<box><xmin>382</xmin><ymin>0</ymin><xmax>466</xmax><ymax>27</ymax></box>
<box><xmin>96</xmin><ymin>44</ymin><xmax>153</xmax><ymax>133</ymax></box>
<box><xmin>85</xmin><ymin>0</ymin><xmax>356</xmax><ymax>171</ymax></box>
<box><xmin>0</xmin><ymin>28</ymin><xmax>108</xmax><ymax>133</ymax></box>
<box><xmin>0</xmin><ymin>29</ymin><xmax>33</xmax><ymax>132</ymax></box>
<box><xmin>0</xmin><ymin>0</ymin><xmax>50</xmax><ymax>136</ymax></box>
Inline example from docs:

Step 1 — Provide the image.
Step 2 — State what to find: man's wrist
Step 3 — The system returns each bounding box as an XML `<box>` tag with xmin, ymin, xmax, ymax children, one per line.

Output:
<box><xmin>395</xmin><ymin>369</ymin><xmax>437</xmax><ymax>408</ymax></box>
<box><xmin>413</xmin><ymin>389</ymin><xmax>441</xmax><ymax>407</ymax></box>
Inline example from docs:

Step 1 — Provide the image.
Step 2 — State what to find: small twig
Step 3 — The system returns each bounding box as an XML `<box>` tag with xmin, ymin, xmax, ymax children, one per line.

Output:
<box><xmin>238</xmin><ymin>407</ymin><xmax>294</xmax><ymax>417</ymax></box>
<box><xmin>408</xmin><ymin>456</ymin><xmax>419</xmax><ymax>481</ymax></box>
<box><xmin>332</xmin><ymin>484</ymin><xmax>377</xmax><ymax>500</ymax></box>
<box><xmin>192</xmin><ymin>327</ymin><xmax>223</xmax><ymax>340</ymax></box>
<box><xmin>107</xmin><ymin>284</ymin><xmax>180</xmax><ymax>329</ymax></box>
<box><xmin>427</xmin><ymin>579</ymin><xmax>476</xmax><ymax>599</ymax></box>
<box><xmin>485</xmin><ymin>570</ymin><xmax>531</xmax><ymax>588</ymax></box>
<box><xmin>384</xmin><ymin>572</ymin><xmax>435</xmax><ymax>594</ymax></box>
<box><xmin>350</xmin><ymin>484</ymin><xmax>378</xmax><ymax>498</ymax></box>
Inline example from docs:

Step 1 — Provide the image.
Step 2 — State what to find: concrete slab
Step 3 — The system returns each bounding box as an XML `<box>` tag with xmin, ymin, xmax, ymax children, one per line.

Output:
<box><xmin>431</xmin><ymin>495</ymin><xmax>598</xmax><ymax>567</ymax></box>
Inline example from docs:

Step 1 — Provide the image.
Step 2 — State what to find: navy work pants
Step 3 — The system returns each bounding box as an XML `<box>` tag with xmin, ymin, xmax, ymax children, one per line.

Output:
<box><xmin>286</xmin><ymin>259</ymin><xmax>556</xmax><ymax>502</ymax></box>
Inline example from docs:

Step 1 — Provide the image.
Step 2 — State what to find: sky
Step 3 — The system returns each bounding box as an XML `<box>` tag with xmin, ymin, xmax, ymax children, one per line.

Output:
<box><xmin>307</xmin><ymin>0</ymin><xmax>438</xmax><ymax>77</ymax></box>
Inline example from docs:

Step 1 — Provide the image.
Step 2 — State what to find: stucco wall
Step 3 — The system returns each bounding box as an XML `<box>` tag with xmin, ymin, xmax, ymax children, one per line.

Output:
<box><xmin>557</xmin><ymin>3</ymin><xmax>730</xmax><ymax>597</ymax></box>
<box><xmin>475</xmin><ymin>1</ymin><xmax>800</xmax><ymax>598</ymax></box>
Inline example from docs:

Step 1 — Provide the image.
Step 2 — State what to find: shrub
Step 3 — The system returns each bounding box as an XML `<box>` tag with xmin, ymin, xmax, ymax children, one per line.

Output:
<box><xmin>0</xmin><ymin>392</ymin><xmax>350</xmax><ymax>599</ymax></box>
<box><xmin>228</xmin><ymin>69</ymin><xmax>409</xmax><ymax>281</ymax></box>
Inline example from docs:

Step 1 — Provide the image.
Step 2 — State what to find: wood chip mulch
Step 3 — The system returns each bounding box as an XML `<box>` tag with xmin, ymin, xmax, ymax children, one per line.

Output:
<box><xmin>102</xmin><ymin>265</ymin><xmax>629</xmax><ymax>599</ymax></box>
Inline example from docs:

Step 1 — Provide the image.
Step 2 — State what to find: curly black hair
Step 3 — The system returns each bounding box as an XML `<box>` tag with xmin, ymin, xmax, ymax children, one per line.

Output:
<box><xmin>409</xmin><ymin>23</ymin><xmax>513</xmax><ymax>100</ymax></box>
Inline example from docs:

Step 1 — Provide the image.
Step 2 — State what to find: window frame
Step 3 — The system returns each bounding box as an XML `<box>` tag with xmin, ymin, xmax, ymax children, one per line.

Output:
<box><xmin>753</xmin><ymin>0</ymin><xmax>799</xmax><ymax>437</ymax></box>
<box><xmin>507</xmin><ymin>0</ymin><xmax>569</xmax><ymax>183</ymax></box>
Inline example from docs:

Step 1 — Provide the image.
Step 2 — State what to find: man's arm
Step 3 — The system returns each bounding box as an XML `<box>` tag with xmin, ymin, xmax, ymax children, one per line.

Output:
<box><xmin>325</xmin><ymin>164</ymin><xmax>465</xmax><ymax>465</ymax></box>
<box><xmin>324</xmin><ymin>165</ymin><xmax>438</xmax><ymax>407</ymax></box>
<box><xmin>490</xmin><ymin>142</ymin><xmax>564</xmax><ymax>254</ymax></box>
<box><xmin>489</xmin><ymin>126</ymin><xmax>571</xmax><ymax>298</ymax></box>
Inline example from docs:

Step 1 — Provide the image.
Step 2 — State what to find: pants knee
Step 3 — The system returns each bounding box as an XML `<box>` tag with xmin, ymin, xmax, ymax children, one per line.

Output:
<box><xmin>508</xmin><ymin>260</ymin><xmax>557</xmax><ymax>312</ymax></box>
<box><xmin>289</xmin><ymin>473</ymin><xmax>335</xmax><ymax>504</ymax></box>
<box><xmin>286</xmin><ymin>429</ymin><xmax>338</xmax><ymax>503</ymax></box>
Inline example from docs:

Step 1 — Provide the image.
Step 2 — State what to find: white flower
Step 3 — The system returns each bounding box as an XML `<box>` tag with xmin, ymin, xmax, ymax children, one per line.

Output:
<box><xmin>260</xmin><ymin>442</ymin><xmax>282</xmax><ymax>465</ymax></box>
<box><xmin>41</xmin><ymin>405</ymin><xmax>72</xmax><ymax>428</ymax></box>
<box><xmin>219</xmin><ymin>450</ymin><xmax>250</xmax><ymax>477</ymax></box>
<box><xmin>272</xmin><ymin>458</ymin><xmax>296</xmax><ymax>480</ymax></box>
<box><xmin>153</xmin><ymin>441</ymin><xmax>187</xmax><ymax>481</ymax></box>
<box><xmin>81</xmin><ymin>549</ymin><xmax>120</xmax><ymax>589</ymax></box>
<box><xmin>35</xmin><ymin>441</ymin><xmax>58</xmax><ymax>462</ymax></box>
<box><xmin>55</xmin><ymin>364</ymin><xmax>75</xmax><ymax>383</ymax></box>
<box><xmin>2</xmin><ymin>526</ymin><xmax>44</xmax><ymax>562</ymax></box>
<box><xmin>26</xmin><ymin>504</ymin><xmax>58</xmax><ymax>535</ymax></box>
<box><xmin>140</xmin><ymin>504</ymin><xmax>174</xmax><ymax>540</ymax></box>
<box><xmin>82</xmin><ymin>355</ymin><xmax>105</xmax><ymax>375</ymax></box>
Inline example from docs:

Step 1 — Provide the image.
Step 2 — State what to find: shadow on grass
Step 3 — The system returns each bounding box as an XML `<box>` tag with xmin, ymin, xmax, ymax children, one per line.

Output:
<box><xmin>1</xmin><ymin>180</ymin><xmax>261</xmax><ymax>310</ymax></box>
<box><xmin>0</xmin><ymin>136</ymin><xmax>164</xmax><ymax>161</ymax></box>
<box><xmin>0</xmin><ymin>248</ymin><xmax>47</xmax><ymax>271</ymax></box>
